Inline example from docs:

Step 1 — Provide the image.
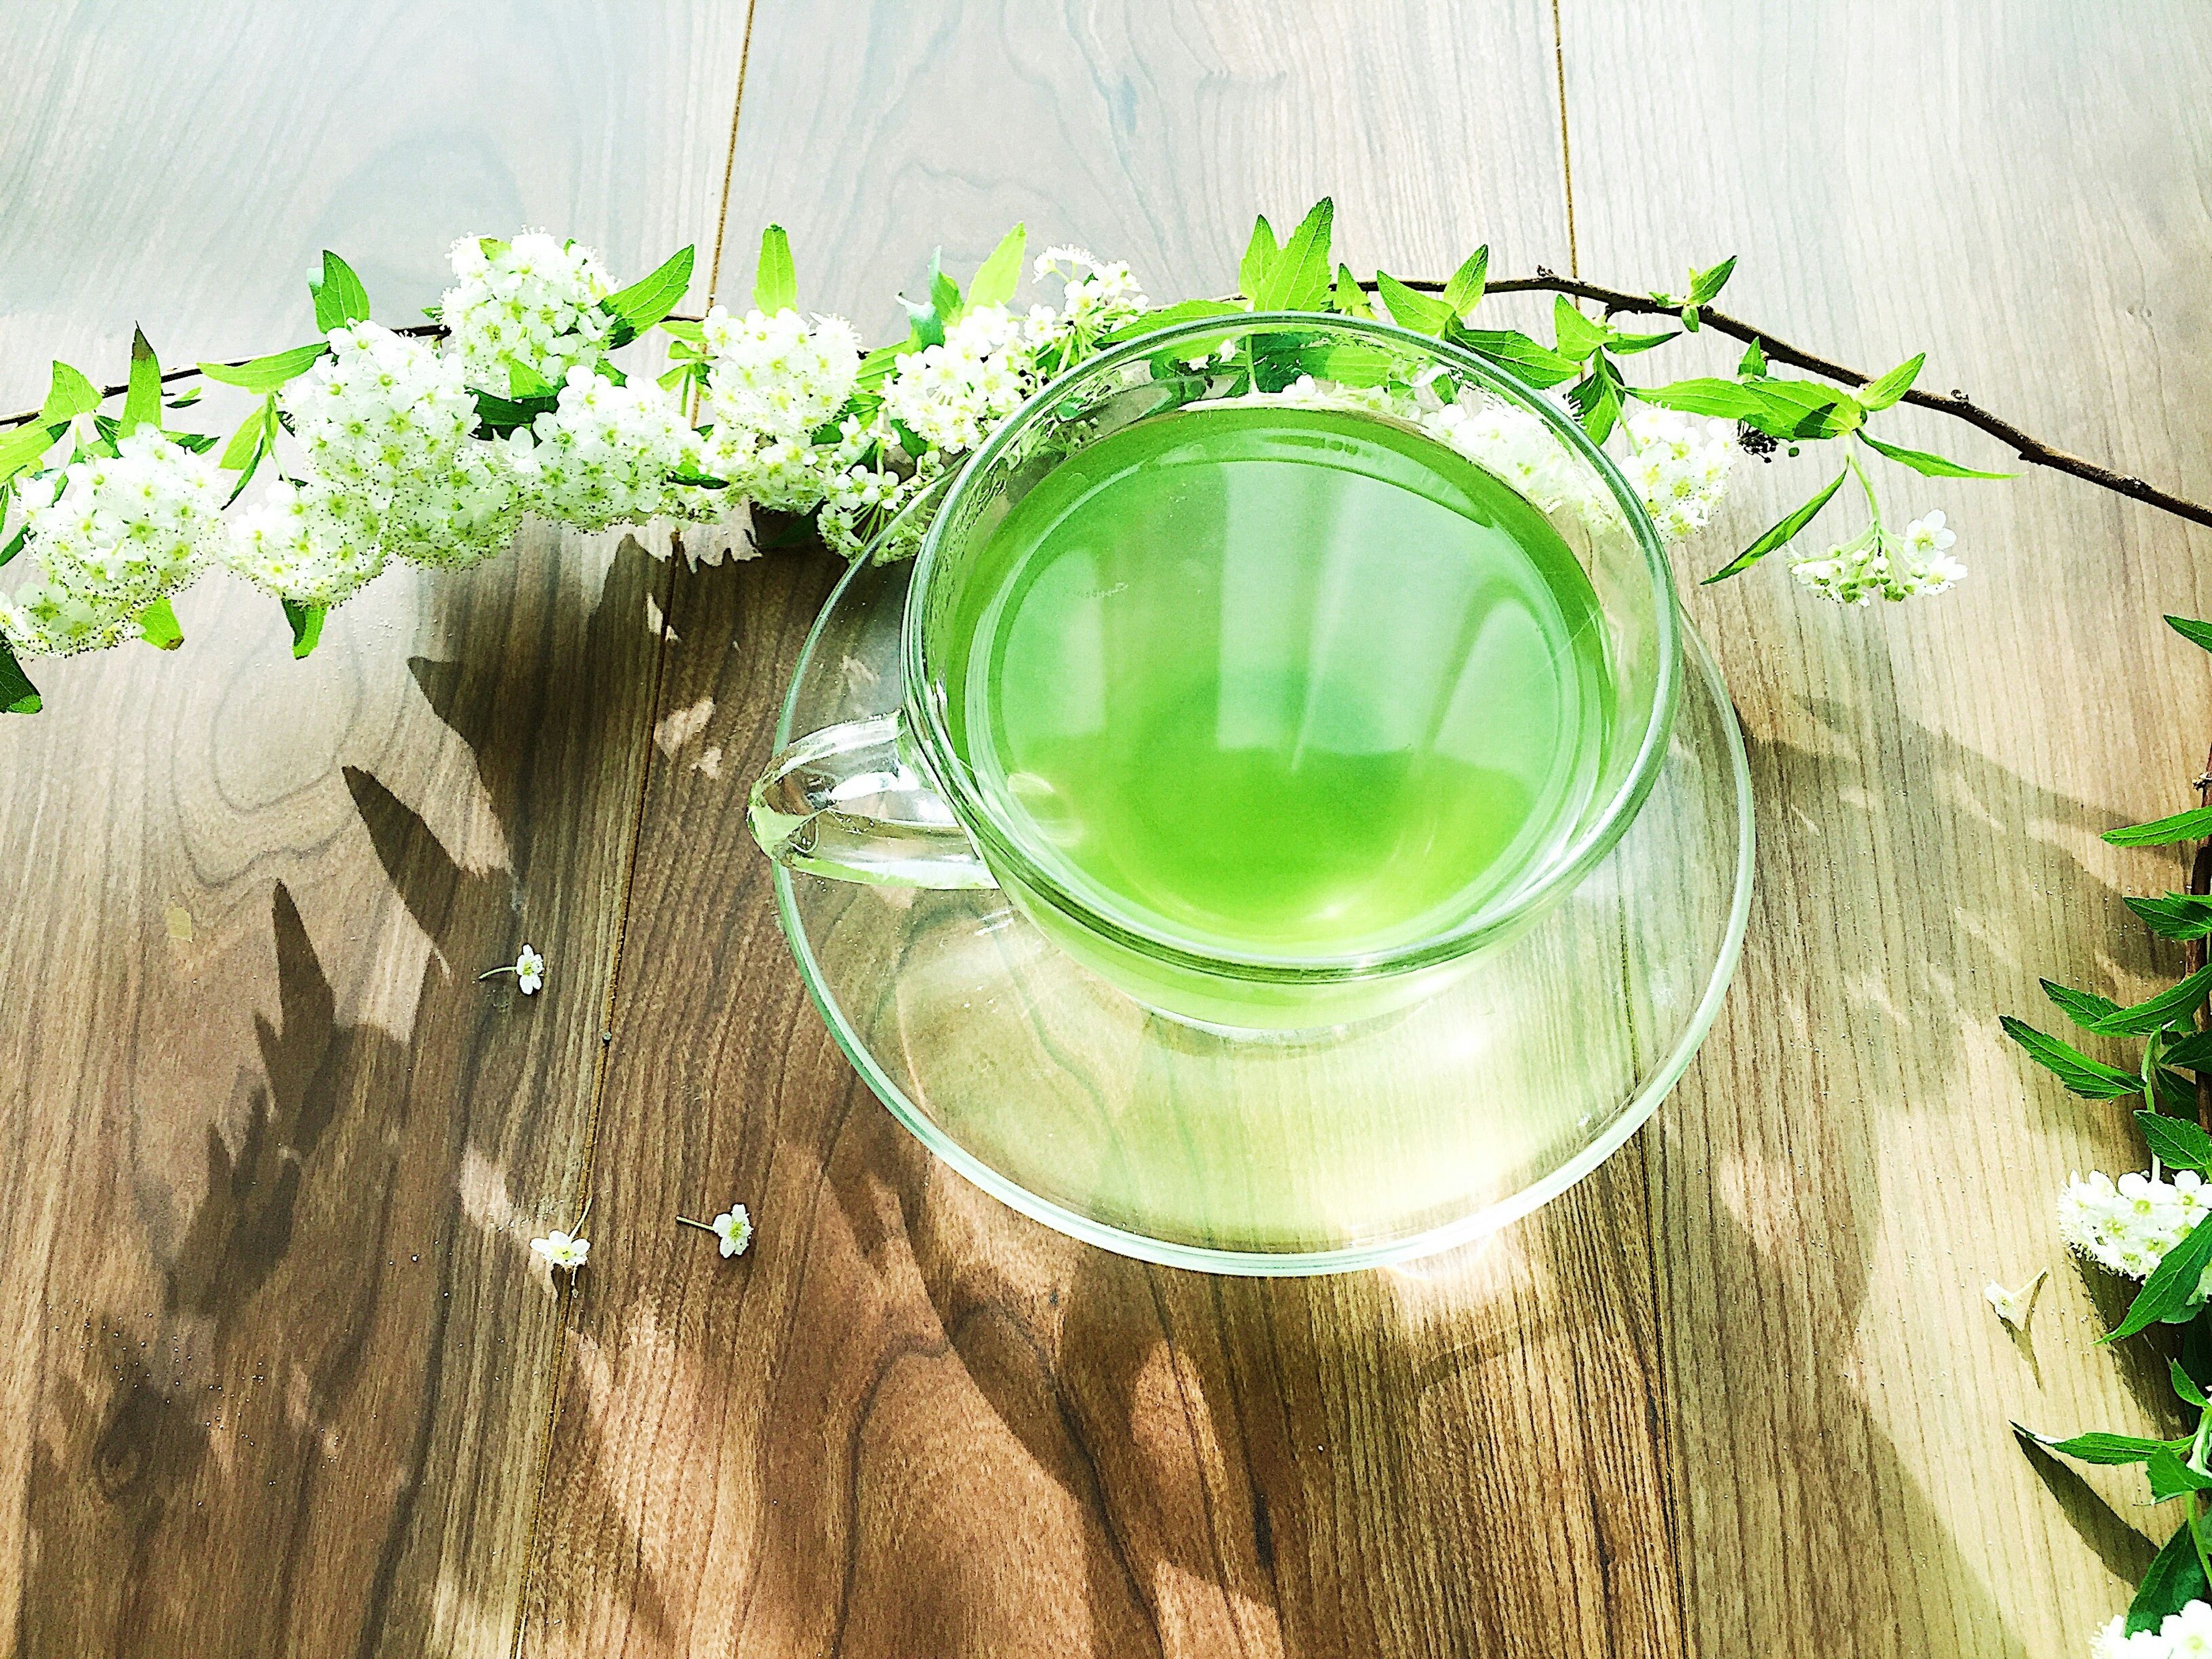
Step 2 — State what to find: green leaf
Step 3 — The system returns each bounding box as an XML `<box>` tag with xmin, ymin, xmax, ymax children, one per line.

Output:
<box><xmin>2175</xmin><ymin>1358</ymin><xmax>2210</xmax><ymax>1409</ymax></box>
<box><xmin>2169</xmin><ymin>616</ymin><xmax>2212</xmax><ymax>654</ymax></box>
<box><xmin>0</xmin><ymin>639</ymin><xmax>40</xmax><ymax>714</ymax></box>
<box><xmin>967</xmin><ymin>224</ymin><xmax>1026</xmax><ymax>309</ymax></box>
<box><xmin>605</xmin><ymin>245</ymin><xmax>696</xmax><ymax>334</ymax></box>
<box><xmin>2043</xmin><ymin>978</ymin><xmax>2126</xmax><ymax>1030</ymax></box>
<box><xmin>1607</xmin><ymin>328</ymin><xmax>1678</xmax><ymax>355</ymax></box>
<box><xmin>0</xmin><ymin>419</ymin><xmax>60</xmax><ymax>486</ymax></box>
<box><xmin>2140</xmin><ymin>1109</ymin><xmax>2212</xmax><ymax>1172</ymax></box>
<box><xmin>752</xmin><ymin>227</ymin><xmax>794</xmax><ymax>315</ymax></box>
<box><xmin>2166</xmin><ymin>1028</ymin><xmax>2212</xmax><ymax>1070</ymax></box>
<box><xmin>1239</xmin><ymin>215</ymin><xmax>1280</xmax><ymax>301</ymax></box>
<box><xmin>1702</xmin><ymin>467</ymin><xmax>1848</xmax><ymax>584</ymax></box>
<box><xmin>1441</xmin><ymin>246</ymin><xmax>1489</xmax><ymax>318</ymax></box>
<box><xmin>2019</xmin><ymin>1427</ymin><xmax>2184</xmax><ymax>1465</ymax></box>
<box><xmin>2131</xmin><ymin>893</ymin><xmax>2212</xmax><ymax>942</ymax></box>
<box><xmin>1687</xmin><ymin>255</ymin><xmax>1738</xmax><ymax>306</ymax></box>
<box><xmin>134</xmin><ymin>594</ymin><xmax>184</xmax><ymax>650</ymax></box>
<box><xmin>1745</xmin><ymin>377</ymin><xmax>1863</xmax><ymax>440</ymax></box>
<box><xmin>1375</xmin><ymin>272</ymin><xmax>1453</xmax><ymax>336</ymax></box>
<box><xmin>2148</xmin><ymin>1449</ymin><xmax>2212</xmax><ymax>1501</ymax></box>
<box><xmin>199</xmin><ymin>341</ymin><xmax>330</xmax><ymax>392</ymax></box>
<box><xmin>661</xmin><ymin>318</ymin><xmax>705</xmax><ymax>346</ymax></box>
<box><xmin>1637</xmin><ymin>377</ymin><xmax>1769</xmax><ymax>421</ymax></box>
<box><xmin>1738</xmin><ymin>338</ymin><xmax>1767</xmax><ymax>376</ymax></box>
<box><xmin>929</xmin><ymin>249</ymin><xmax>963</xmax><ymax>326</ymax></box>
<box><xmin>1999</xmin><ymin>1016</ymin><xmax>2141</xmax><ymax>1098</ymax></box>
<box><xmin>665</xmin><ymin>468</ymin><xmax>730</xmax><ymax>488</ymax></box>
<box><xmin>2107</xmin><ymin>1205</ymin><xmax>2212</xmax><ymax>1340</ymax></box>
<box><xmin>282</xmin><ymin>599</ymin><xmax>325</xmax><ymax>658</ymax></box>
<box><xmin>2086</xmin><ymin>961</ymin><xmax>2212</xmax><ymax>1037</ymax></box>
<box><xmin>472</xmin><ymin>390</ymin><xmax>558</xmax><ymax>438</ymax></box>
<box><xmin>1567</xmin><ymin>356</ymin><xmax>1623</xmax><ymax>445</ymax></box>
<box><xmin>41</xmin><ymin>361</ymin><xmax>102</xmax><ymax>425</ymax></box>
<box><xmin>507</xmin><ymin>359</ymin><xmax>559</xmax><ymax>401</ymax></box>
<box><xmin>310</xmin><ymin>251</ymin><xmax>371</xmax><ymax>332</ymax></box>
<box><xmin>119</xmin><ymin>328</ymin><xmax>162</xmax><ymax>437</ymax></box>
<box><xmin>1453</xmin><ymin>327</ymin><xmax>1581</xmax><ymax>389</ymax></box>
<box><xmin>2106</xmin><ymin>806</ymin><xmax>2212</xmax><ymax>848</ymax></box>
<box><xmin>1858</xmin><ymin>429</ymin><xmax>2013</xmax><ymax>479</ymax></box>
<box><xmin>1552</xmin><ymin>295</ymin><xmax>1610</xmax><ymax>362</ymax></box>
<box><xmin>1858</xmin><ymin>352</ymin><xmax>1925</xmax><ymax>412</ymax></box>
<box><xmin>1252</xmin><ymin>198</ymin><xmax>1334</xmax><ymax>311</ymax></box>
<box><xmin>853</xmin><ymin>340</ymin><xmax>910</xmax><ymax>395</ymax></box>
<box><xmin>2157</xmin><ymin>1066</ymin><xmax>2202</xmax><ymax>1111</ymax></box>
<box><xmin>2130</xmin><ymin>1518</ymin><xmax>2212</xmax><ymax>1634</ymax></box>
<box><xmin>1330</xmin><ymin>263</ymin><xmax>1375</xmax><ymax>319</ymax></box>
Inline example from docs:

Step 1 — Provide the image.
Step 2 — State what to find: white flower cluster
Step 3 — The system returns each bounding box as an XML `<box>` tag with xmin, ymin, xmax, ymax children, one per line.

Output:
<box><xmin>512</xmin><ymin>366</ymin><xmax>691</xmax><ymax>533</ymax></box>
<box><xmin>2093</xmin><ymin>1600</ymin><xmax>2212</xmax><ymax>1658</ymax></box>
<box><xmin>443</xmin><ymin>233</ymin><xmax>615</xmax><ymax>392</ymax></box>
<box><xmin>226</xmin><ymin>479</ymin><xmax>384</xmax><ymax>608</ymax></box>
<box><xmin>693</xmin><ymin>304</ymin><xmax>870</xmax><ymax>516</ymax></box>
<box><xmin>1024</xmin><ymin>246</ymin><xmax>1149</xmax><ymax>366</ymax></box>
<box><xmin>1619</xmin><ymin>407</ymin><xmax>1740</xmax><ymax>540</ymax></box>
<box><xmin>1790</xmin><ymin>509</ymin><xmax>1965</xmax><ymax>606</ymax></box>
<box><xmin>0</xmin><ymin>429</ymin><xmax>226</xmax><ymax>656</ymax></box>
<box><xmin>2058</xmin><ymin>1168</ymin><xmax>2212</xmax><ymax>1284</ymax></box>
<box><xmin>884</xmin><ymin>304</ymin><xmax>1036</xmax><ymax>456</ymax></box>
<box><xmin>1421</xmin><ymin>396</ymin><xmax>1620</xmax><ymax>529</ymax></box>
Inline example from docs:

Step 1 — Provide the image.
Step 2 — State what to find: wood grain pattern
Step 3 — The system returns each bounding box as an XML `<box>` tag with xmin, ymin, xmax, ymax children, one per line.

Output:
<box><xmin>0</xmin><ymin>5</ymin><xmax>747</xmax><ymax>1653</ymax></box>
<box><xmin>524</xmin><ymin>4</ymin><xmax>1691</xmax><ymax>1655</ymax></box>
<box><xmin>1560</xmin><ymin>3</ymin><xmax>2212</xmax><ymax>1652</ymax></box>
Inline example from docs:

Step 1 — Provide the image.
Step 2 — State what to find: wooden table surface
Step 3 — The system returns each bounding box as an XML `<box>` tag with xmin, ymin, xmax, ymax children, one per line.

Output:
<box><xmin>4</xmin><ymin>3</ymin><xmax>2209</xmax><ymax>1654</ymax></box>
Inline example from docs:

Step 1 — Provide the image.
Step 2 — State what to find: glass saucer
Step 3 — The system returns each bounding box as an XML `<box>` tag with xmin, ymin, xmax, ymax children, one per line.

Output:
<box><xmin>771</xmin><ymin>555</ymin><xmax>1753</xmax><ymax>1275</ymax></box>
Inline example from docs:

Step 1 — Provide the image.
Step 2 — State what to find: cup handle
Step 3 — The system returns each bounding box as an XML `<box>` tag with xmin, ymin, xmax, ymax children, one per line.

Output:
<box><xmin>747</xmin><ymin>712</ymin><xmax>999</xmax><ymax>889</ymax></box>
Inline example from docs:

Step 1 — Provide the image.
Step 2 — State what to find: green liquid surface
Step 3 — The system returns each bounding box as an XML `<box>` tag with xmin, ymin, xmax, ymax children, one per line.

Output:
<box><xmin>944</xmin><ymin>404</ymin><xmax>1613</xmax><ymax>961</ymax></box>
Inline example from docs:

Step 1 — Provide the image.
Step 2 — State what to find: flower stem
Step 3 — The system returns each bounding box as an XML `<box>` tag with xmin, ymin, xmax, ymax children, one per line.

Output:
<box><xmin>674</xmin><ymin>1215</ymin><xmax>717</xmax><ymax>1233</ymax></box>
<box><xmin>477</xmin><ymin>964</ymin><xmax>516</xmax><ymax>982</ymax></box>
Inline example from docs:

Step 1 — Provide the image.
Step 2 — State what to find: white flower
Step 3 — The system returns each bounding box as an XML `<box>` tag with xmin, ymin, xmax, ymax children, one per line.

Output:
<box><xmin>1618</xmin><ymin>406</ymin><xmax>1740</xmax><ymax>541</ymax></box>
<box><xmin>1421</xmin><ymin>395</ymin><xmax>1620</xmax><ymax>531</ymax></box>
<box><xmin>1791</xmin><ymin>506</ymin><xmax>1966</xmax><ymax>605</ymax></box>
<box><xmin>281</xmin><ymin>321</ymin><xmax>521</xmax><ymax>573</ymax></box>
<box><xmin>442</xmin><ymin>232</ymin><xmax>616</xmax><ymax>392</ymax></box>
<box><xmin>2092</xmin><ymin>1599</ymin><xmax>2212</xmax><ymax>1656</ymax></box>
<box><xmin>531</xmin><ymin>1229</ymin><xmax>589</xmax><ymax>1271</ymax></box>
<box><xmin>711</xmin><ymin>1205</ymin><xmax>752</xmax><ymax>1258</ymax></box>
<box><xmin>884</xmin><ymin>303</ymin><xmax>1039</xmax><ymax>457</ymax></box>
<box><xmin>699</xmin><ymin>304</ymin><xmax>862</xmax><ymax>444</ymax></box>
<box><xmin>512</xmin><ymin>366</ymin><xmax>691</xmax><ymax>532</ymax></box>
<box><xmin>514</xmin><ymin>945</ymin><xmax>544</xmax><ymax>995</ymax></box>
<box><xmin>2059</xmin><ymin>1169</ymin><xmax>2212</xmax><ymax>1289</ymax></box>
<box><xmin>224</xmin><ymin>477</ymin><xmax>386</xmax><ymax>607</ymax></box>
<box><xmin>1983</xmin><ymin>1267</ymin><xmax>2047</xmax><ymax>1329</ymax></box>
<box><xmin>0</xmin><ymin>427</ymin><xmax>226</xmax><ymax>657</ymax></box>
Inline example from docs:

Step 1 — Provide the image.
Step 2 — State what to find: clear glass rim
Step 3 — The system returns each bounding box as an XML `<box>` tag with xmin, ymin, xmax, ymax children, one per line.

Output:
<box><xmin>778</xmin><ymin>556</ymin><xmax>1753</xmax><ymax>1274</ymax></box>
<box><xmin>900</xmin><ymin>310</ymin><xmax>1682</xmax><ymax>985</ymax></box>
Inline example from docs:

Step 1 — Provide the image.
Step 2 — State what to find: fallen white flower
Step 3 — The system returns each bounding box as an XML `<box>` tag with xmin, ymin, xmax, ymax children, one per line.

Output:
<box><xmin>478</xmin><ymin>944</ymin><xmax>546</xmax><ymax>996</ymax></box>
<box><xmin>1983</xmin><ymin>1267</ymin><xmax>2047</xmax><ymax>1330</ymax></box>
<box><xmin>677</xmin><ymin>1202</ymin><xmax>753</xmax><ymax>1259</ymax></box>
<box><xmin>532</xmin><ymin>1229</ymin><xmax>589</xmax><ymax>1271</ymax></box>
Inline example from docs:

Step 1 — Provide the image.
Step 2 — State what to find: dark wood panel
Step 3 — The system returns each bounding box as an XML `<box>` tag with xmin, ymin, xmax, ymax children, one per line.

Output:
<box><xmin>0</xmin><ymin>5</ymin><xmax>749</xmax><ymax>1652</ymax></box>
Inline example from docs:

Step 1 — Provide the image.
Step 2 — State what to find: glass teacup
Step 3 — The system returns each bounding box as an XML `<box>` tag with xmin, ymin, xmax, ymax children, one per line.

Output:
<box><xmin>749</xmin><ymin>313</ymin><xmax>1677</xmax><ymax>1031</ymax></box>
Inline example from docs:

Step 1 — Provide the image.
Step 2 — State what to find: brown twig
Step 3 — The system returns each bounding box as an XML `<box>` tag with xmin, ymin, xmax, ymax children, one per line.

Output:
<box><xmin>6</xmin><ymin>279</ymin><xmax>2210</xmax><ymax>533</ymax></box>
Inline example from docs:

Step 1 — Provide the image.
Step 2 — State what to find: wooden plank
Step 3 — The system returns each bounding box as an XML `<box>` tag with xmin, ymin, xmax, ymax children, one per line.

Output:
<box><xmin>1560</xmin><ymin>3</ymin><xmax>2212</xmax><ymax>1652</ymax></box>
<box><xmin>524</xmin><ymin>5</ymin><xmax>1689</xmax><ymax>1654</ymax></box>
<box><xmin>0</xmin><ymin>6</ymin><xmax>747</xmax><ymax>1653</ymax></box>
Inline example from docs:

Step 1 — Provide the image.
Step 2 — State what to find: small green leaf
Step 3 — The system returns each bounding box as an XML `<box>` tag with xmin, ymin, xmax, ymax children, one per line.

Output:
<box><xmin>751</xmin><ymin>224</ymin><xmax>796</xmax><ymax>315</ymax></box>
<box><xmin>199</xmin><ymin>341</ymin><xmax>331</xmax><ymax>393</ymax></box>
<box><xmin>2105</xmin><ymin>806</ymin><xmax>2212</xmax><ymax>848</ymax></box>
<box><xmin>2175</xmin><ymin>1358</ymin><xmax>2210</xmax><ymax>1409</ymax></box>
<box><xmin>1738</xmin><ymin>338</ymin><xmax>1767</xmax><ymax>376</ymax></box>
<box><xmin>1607</xmin><ymin>328</ymin><xmax>1678</xmax><ymax>355</ymax></box>
<box><xmin>661</xmin><ymin>318</ymin><xmax>705</xmax><ymax>346</ymax></box>
<box><xmin>2166</xmin><ymin>1028</ymin><xmax>2212</xmax><ymax>1070</ymax></box>
<box><xmin>135</xmin><ymin>594</ymin><xmax>184</xmax><ymax>651</ymax></box>
<box><xmin>1744</xmin><ymin>377</ymin><xmax>1863</xmax><ymax>440</ymax></box>
<box><xmin>1999</xmin><ymin>1016</ymin><xmax>2141</xmax><ymax>1098</ymax></box>
<box><xmin>0</xmin><ymin>420</ymin><xmax>61</xmax><ymax>486</ymax></box>
<box><xmin>310</xmin><ymin>251</ymin><xmax>372</xmax><ymax>332</ymax></box>
<box><xmin>2043</xmin><ymin>978</ymin><xmax>2126</xmax><ymax>1030</ymax></box>
<box><xmin>119</xmin><ymin>328</ymin><xmax>162</xmax><ymax>437</ymax></box>
<box><xmin>1552</xmin><ymin>295</ymin><xmax>1610</xmax><ymax>362</ymax></box>
<box><xmin>605</xmin><ymin>245</ymin><xmax>696</xmax><ymax>333</ymax></box>
<box><xmin>2130</xmin><ymin>893</ymin><xmax>2212</xmax><ymax>942</ymax></box>
<box><xmin>507</xmin><ymin>360</ymin><xmax>559</xmax><ymax>401</ymax></box>
<box><xmin>1567</xmin><ymin>356</ymin><xmax>1623</xmax><ymax>444</ymax></box>
<box><xmin>1858</xmin><ymin>429</ymin><xmax>2013</xmax><ymax>479</ymax></box>
<box><xmin>2086</xmin><ymin>961</ymin><xmax>2212</xmax><ymax>1037</ymax></box>
<box><xmin>665</xmin><ymin>469</ymin><xmax>730</xmax><ymax>489</ymax></box>
<box><xmin>219</xmin><ymin>401</ymin><xmax>272</xmax><ymax>471</ymax></box>
<box><xmin>967</xmin><ymin>224</ymin><xmax>1026</xmax><ymax>309</ymax></box>
<box><xmin>1239</xmin><ymin>215</ymin><xmax>1280</xmax><ymax>301</ymax></box>
<box><xmin>41</xmin><ymin>361</ymin><xmax>102</xmax><ymax>425</ymax></box>
<box><xmin>2147</xmin><ymin>1450</ymin><xmax>2212</xmax><ymax>1501</ymax></box>
<box><xmin>1375</xmin><ymin>272</ymin><xmax>1453</xmax><ymax>336</ymax></box>
<box><xmin>853</xmin><ymin>341</ymin><xmax>910</xmax><ymax>394</ymax></box>
<box><xmin>1681</xmin><ymin>302</ymin><xmax>1700</xmax><ymax>334</ymax></box>
<box><xmin>1441</xmin><ymin>246</ymin><xmax>1489</xmax><ymax>318</ymax></box>
<box><xmin>282</xmin><ymin>599</ymin><xmax>325</xmax><ymax>659</ymax></box>
<box><xmin>1702</xmin><ymin>467</ymin><xmax>1848</xmax><ymax>584</ymax></box>
<box><xmin>2018</xmin><ymin>1426</ymin><xmax>2184</xmax><ymax>1465</ymax></box>
<box><xmin>929</xmin><ymin>248</ymin><xmax>963</xmax><ymax>327</ymax></box>
<box><xmin>1637</xmin><ymin>377</ymin><xmax>1769</xmax><ymax>421</ymax></box>
<box><xmin>0</xmin><ymin>639</ymin><xmax>41</xmax><ymax>714</ymax></box>
<box><xmin>1331</xmin><ymin>263</ymin><xmax>1375</xmax><ymax>319</ymax></box>
<box><xmin>2107</xmin><ymin>1206</ymin><xmax>2212</xmax><ymax>1340</ymax></box>
<box><xmin>1857</xmin><ymin>352</ymin><xmax>1925</xmax><ymax>412</ymax></box>
<box><xmin>1453</xmin><ymin>327</ymin><xmax>1581</xmax><ymax>389</ymax></box>
<box><xmin>2140</xmin><ymin>1109</ymin><xmax>2212</xmax><ymax>1172</ymax></box>
<box><xmin>472</xmin><ymin>390</ymin><xmax>558</xmax><ymax>438</ymax></box>
<box><xmin>2169</xmin><ymin>616</ymin><xmax>2212</xmax><ymax>654</ymax></box>
<box><xmin>2130</xmin><ymin>1518</ymin><xmax>2212</xmax><ymax>1634</ymax></box>
<box><xmin>1252</xmin><ymin>198</ymin><xmax>1334</xmax><ymax>311</ymax></box>
<box><xmin>1687</xmin><ymin>255</ymin><xmax>1738</xmax><ymax>306</ymax></box>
